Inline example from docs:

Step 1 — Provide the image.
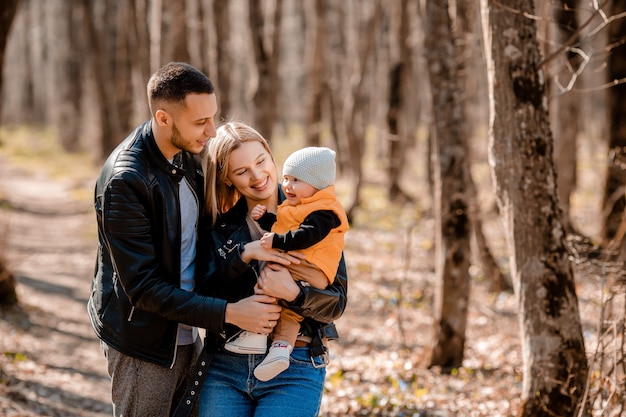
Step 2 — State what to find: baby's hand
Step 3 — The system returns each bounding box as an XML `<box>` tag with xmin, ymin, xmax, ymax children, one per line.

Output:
<box><xmin>251</xmin><ymin>204</ymin><xmax>267</xmax><ymax>220</ymax></box>
<box><xmin>260</xmin><ymin>232</ymin><xmax>275</xmax><ymax>249</ymax></box>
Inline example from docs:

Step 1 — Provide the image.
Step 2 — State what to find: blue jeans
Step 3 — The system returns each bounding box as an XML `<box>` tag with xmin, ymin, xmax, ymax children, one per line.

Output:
<box><xmin>198</xmin><ymin>346</ymin><xmax>326</xmax><ymax>417</ymax></box>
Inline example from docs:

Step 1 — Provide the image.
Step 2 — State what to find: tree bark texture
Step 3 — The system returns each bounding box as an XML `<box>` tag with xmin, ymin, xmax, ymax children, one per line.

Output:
<box><xmin>424</xmin><ymin>0</ymin><xmax>472</xmax><ymax>369</ymax></box>
<box><xmin>480</xmin><ymin>1</ymin><xmax>588</xmax><ymax>415</ymax></box>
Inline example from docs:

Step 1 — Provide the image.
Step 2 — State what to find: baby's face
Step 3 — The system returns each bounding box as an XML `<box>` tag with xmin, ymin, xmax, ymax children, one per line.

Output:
<box><xmin>281</xmin><ymin>175</ymin><xmax>318</xmax><ymax>205</ymax></box>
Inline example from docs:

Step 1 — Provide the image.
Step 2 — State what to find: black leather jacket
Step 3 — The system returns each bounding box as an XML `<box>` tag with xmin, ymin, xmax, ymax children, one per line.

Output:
<box><xmin>88</xmin><ymin>121</ymin><xmax>227</xmax><ymax>367</ymax></box>
<box><xmin>196</xmin><ymin>190</ymin><xmax>348</xmax><ymax>350</ymax></box>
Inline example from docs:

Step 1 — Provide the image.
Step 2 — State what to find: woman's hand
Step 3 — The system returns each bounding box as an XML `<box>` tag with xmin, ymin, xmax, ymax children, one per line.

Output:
<box><xmin>256</xmin><ymin>262</ymin><xmax>301</xmax><ymax>302</ymax></box>
<box><xmin>224</xmin><ymin>294</ymin><xmax>281</xmax><ymax>334</ymax></box>
<box><xmin>240</xmin><ymin>240</ymin><xmax>301</xmax><ymax>265</ymax></box>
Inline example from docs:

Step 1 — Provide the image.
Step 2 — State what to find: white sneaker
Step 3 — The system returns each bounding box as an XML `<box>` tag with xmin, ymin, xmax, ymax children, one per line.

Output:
<box><xmin>224</xmin><ymin>331</ymin><xmax>268</xmax><ymax>354</ymax></box>
<box><xmin>253</xmin><ymin>341</ymin><xmax>293</xmax><ymax>381</ymax></box>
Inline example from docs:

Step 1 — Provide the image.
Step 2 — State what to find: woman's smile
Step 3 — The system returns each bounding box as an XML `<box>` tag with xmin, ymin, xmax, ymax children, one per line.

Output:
<box><xmin>251</xmin><ymin>176</ymin><xmax>270</xmax><ymax>191</ymax></box>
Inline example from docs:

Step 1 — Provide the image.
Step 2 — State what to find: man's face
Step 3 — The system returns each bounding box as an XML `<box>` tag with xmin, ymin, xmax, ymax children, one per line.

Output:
<box><xmin>169</xmin><ymin>93</ymin><xmax>218</xmax><ymax>155</ymax></box>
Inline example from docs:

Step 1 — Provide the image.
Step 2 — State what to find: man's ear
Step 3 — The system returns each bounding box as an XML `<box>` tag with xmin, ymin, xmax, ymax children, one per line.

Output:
<box><xmin>154</xmin><ymin>109</ymin><xmax>171</xmax><ymax>127</ymax></box>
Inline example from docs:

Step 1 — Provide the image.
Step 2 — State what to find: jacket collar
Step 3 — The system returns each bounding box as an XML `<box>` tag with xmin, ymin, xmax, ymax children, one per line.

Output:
<box><xmin>142</xmin><ymin>121</ymin><xmax>187</xmax><ymax>182</ymax></box>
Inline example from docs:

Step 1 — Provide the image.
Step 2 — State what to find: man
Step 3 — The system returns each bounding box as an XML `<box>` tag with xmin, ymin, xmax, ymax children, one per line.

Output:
<box><xmin>88</xmin><ymin>62</ymin><xmax>282</xmax><ymax>416</ymax></box>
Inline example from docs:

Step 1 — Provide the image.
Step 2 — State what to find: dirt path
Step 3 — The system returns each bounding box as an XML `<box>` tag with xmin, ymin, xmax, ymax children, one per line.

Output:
<box><xmin>0</xmin><ymin>161</ymin><xmax>112</xmax><ymax>417</ymax></box>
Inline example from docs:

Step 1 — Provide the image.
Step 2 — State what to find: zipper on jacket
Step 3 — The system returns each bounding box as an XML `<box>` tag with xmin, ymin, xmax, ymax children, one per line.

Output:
<box><xmin>127</xmin><ymin>306</ymin><xmax>135</xmax><ymax>321</ymax></box>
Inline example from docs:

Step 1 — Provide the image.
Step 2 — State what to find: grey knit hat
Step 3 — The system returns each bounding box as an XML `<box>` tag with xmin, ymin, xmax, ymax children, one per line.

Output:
<box><xmin>282</xmin><ymin>147</ymin><xmax>336</xmax><ymax>190</ymax></box>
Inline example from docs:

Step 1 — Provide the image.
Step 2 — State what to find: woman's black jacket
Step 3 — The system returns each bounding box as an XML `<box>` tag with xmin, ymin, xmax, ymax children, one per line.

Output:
<box><xmin>195</xmin><ymin>190</ymin><xmax>348</xmax><ymax>349</ymax></box>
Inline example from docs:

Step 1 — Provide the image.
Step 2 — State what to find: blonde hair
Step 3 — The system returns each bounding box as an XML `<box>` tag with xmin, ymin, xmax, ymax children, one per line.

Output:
<box><xmin>203</xmin><ymin>121</ymin><xmax>274</xmax><ymax>225</ymax></box>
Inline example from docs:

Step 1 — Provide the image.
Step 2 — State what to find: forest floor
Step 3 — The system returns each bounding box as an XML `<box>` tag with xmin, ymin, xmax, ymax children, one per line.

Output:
<box><xmin>0</xmin><ymin>137</ymin><xmax>618</xmax><ymax>416</ymax></box>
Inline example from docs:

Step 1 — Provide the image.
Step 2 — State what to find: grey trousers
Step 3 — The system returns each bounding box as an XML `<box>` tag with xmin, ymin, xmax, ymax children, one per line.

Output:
<box><xmin>102</xmin><ymin>338</ymin><xmax>202</xmax><ymax>417</ymax></box>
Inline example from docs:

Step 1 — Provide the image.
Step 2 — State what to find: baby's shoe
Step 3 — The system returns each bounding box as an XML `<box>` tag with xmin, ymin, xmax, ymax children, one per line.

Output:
<box><xmin>253</xmin><ymin>340</ymin><xmax>292</xmax><ymax>381</ymax></box>
<box><xmin>224</xmin><ymin>331</ymin><xmax>268</xmax><ymax>354</ymax></box>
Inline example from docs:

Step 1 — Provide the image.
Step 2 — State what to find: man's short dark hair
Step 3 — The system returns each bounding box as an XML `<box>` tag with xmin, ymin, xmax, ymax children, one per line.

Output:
<box><xmin>147</xmin><ymin>62</ymin><xmax>215</xmax><ymax>113</ymax></box>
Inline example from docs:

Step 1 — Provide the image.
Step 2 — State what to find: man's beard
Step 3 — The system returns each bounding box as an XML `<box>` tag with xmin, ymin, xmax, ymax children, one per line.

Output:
<box><xmin>170</xmin><ymin>122</ymin><xmax>186</xmax><ymax>151</ymax></box>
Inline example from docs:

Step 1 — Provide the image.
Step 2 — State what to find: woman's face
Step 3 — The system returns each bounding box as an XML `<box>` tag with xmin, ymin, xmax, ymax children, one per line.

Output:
<box><xmin>226</xmin><ymin>140</ymin><xmax>277</xmax><ymax>208</ymax></box>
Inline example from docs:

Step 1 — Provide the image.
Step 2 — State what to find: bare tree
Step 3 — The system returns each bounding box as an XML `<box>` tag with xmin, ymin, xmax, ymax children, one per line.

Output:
<box><xmin>602</xmin><ymin>0</ymin><xmax>626</xmax><ymax>244</ymax></box>
<box><xmin>480</xmin><ymin>1</ymin><xmax>588</xmax><ymax>415</ymax></box>
<box><xmin>128</xmin><ymin>0</ymin><xmax>151</xmax><ymax>123</ymax></box>
<box><xmin>0</xmin><ymin>0</ymin><xmax>21</xmax><ymax>121</ymax></box>
<box><xmin>325</xmin><ymin>1</ymin><xmax>350</xmax><ymax>173</ymax></box>
<box><xmin>538</xmin><ymin>0</ymin><xmax>581</xmax><ymax>232</ymax></box>
<box><xmin>424</xmin><ymin>0</ymin><xmax>472</xmax><ymax>369</ymax></box>
<box><xmin>386</xmin><ymin>0</ymin><xmax>413</xmax><ymax>203</ymax></box>
<box><xmin>0</xmin><ymin>249</ymin><xmax>17</xmax><ymax>307</ymax></box>
<box><xmin>162</xmin><ymin>1</ymin><xmax>190</xmax><ymax>63</ymax></box>
<box><xmin>80</xmin><ymin>0</ymin><xmax>124</xmax><ymax>158</ymax></box>
<box><xmin>49</xmin><ymin>1</ymin><xmax>82</xmax><ymax>152</ymax></box>
<box><xmin>248</xmin><ymin>0</ymin><xmax>283</xmax><ymax>138</ymax></box>
<box><xmin>455</xmin><ymin>0</ymin><xmax>509</xmax><ymax>293</ymax></box>
<box><xmin>0</xmin><ymin>0</ymin><xmax>19</xmax><ymax>306</ymax></box>
<box><xmin>322</xmin><ymin>0</ymin><xmax>382</xmax><ymax>219</ymax></box>
<box><xmin>213</xmin><ymin>0</ymin><xmax>233</xmax><ymax>122</ymax></box>
<box><xmin>304</xmin><ymin>0</ymin><xmax>326</xmax><ymax>146</ymax></box>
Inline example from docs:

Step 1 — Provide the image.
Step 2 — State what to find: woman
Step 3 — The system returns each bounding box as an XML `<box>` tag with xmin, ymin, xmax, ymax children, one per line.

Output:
<box><xmin>195</xmin><ymin>122</ymin><xmax>348</xmax><ymax>417</ymax></box>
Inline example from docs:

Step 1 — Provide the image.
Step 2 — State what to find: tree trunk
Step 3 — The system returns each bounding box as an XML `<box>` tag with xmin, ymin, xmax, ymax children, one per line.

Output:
<box><xmin>456</xmin><ymin>0</ymin><xmax>509</xmax><ymax>293</ymax></box>
<box><xmin>480</xmin><ymin>1</ymin><xmax>588</xmax><ymax>415</ymax></box>
<box><xmin>162</xmin><ymin>0</ymin><xmax>190</xmax><ymax>64</ymax></box>
<box><xmin>248</xmin><ymin>0</ymin><xmax>283</xmax><ymax>138</ymax></box>
<box><xmin>213</xmin><ymin>0</ymin><xmax>232</xmax><ymax>122</ymax></box>
<box><xmin>0</xmin><ymin>254</ymin><xmax>17</xmax><ymax>307</ymax></box>
<box><xmin>128</xmin><ymin>0</ymin><xmax>151</xmax><ymax>123</ymax></box>
<box><xmin>0</xmin><ymin>0</ymin><xmax>21</xmax><ymax>121</ymax></box>
<box><xmin>603</xmin><ymin>0</ymin><xmax>626</xmax><ymax>244</ymax></box>
<box><xmin>467</xmin><ymin>167</ymin><xmax>511</xmax><ymax>293</ymax></box>
<box><xmin>112</xmin><ymin>2</ymin><xmax>133</xmax><ymax>135</ymax></box>
<box><xmin>345</xmin><ymin>0</ymin><xmax>382</xmax><ymax>220</ymax></box>
<box><xmin>80</xmin><ymin>0</ymin><xmax>123</xmax><ymax>159</ymax></box>
<box><xmin>304</xmin><ymin>0</ymin><xmax>326</xmax><ymax>147</ymax></box>
<box><xmin>0</xmin><ymin>0</ymin><xmax>20</xmax><ymax>306</ymax></box>
<box><xmin>547</xmin><ymin>0</ymin><xmax>581</xmax><ymax>232</ymax></box>
<box><xmin>324</xmin><ymin>1</ymin><xmax>350</xmax><ymax>174</ymax></box>
<box><xmin>386</xmin><ymin>0</ymin><xmax>413</xmax><ymax>203</ymax></box>
<box><xmin>50</xmin><ymin>0</ymin><xmax>82</xmax><ymax>152</ymax></box>
<box><xmin>424</xmin><ymin>0</ymin><xmax>472</xmax><ymax>369</ymax></box>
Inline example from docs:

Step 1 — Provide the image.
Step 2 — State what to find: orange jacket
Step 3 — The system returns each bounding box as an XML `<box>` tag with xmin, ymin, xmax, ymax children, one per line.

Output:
<box><xmin>273</xmin><ymin>186</ymin><xmax>349</xmax><ymax>282</ymax></box>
